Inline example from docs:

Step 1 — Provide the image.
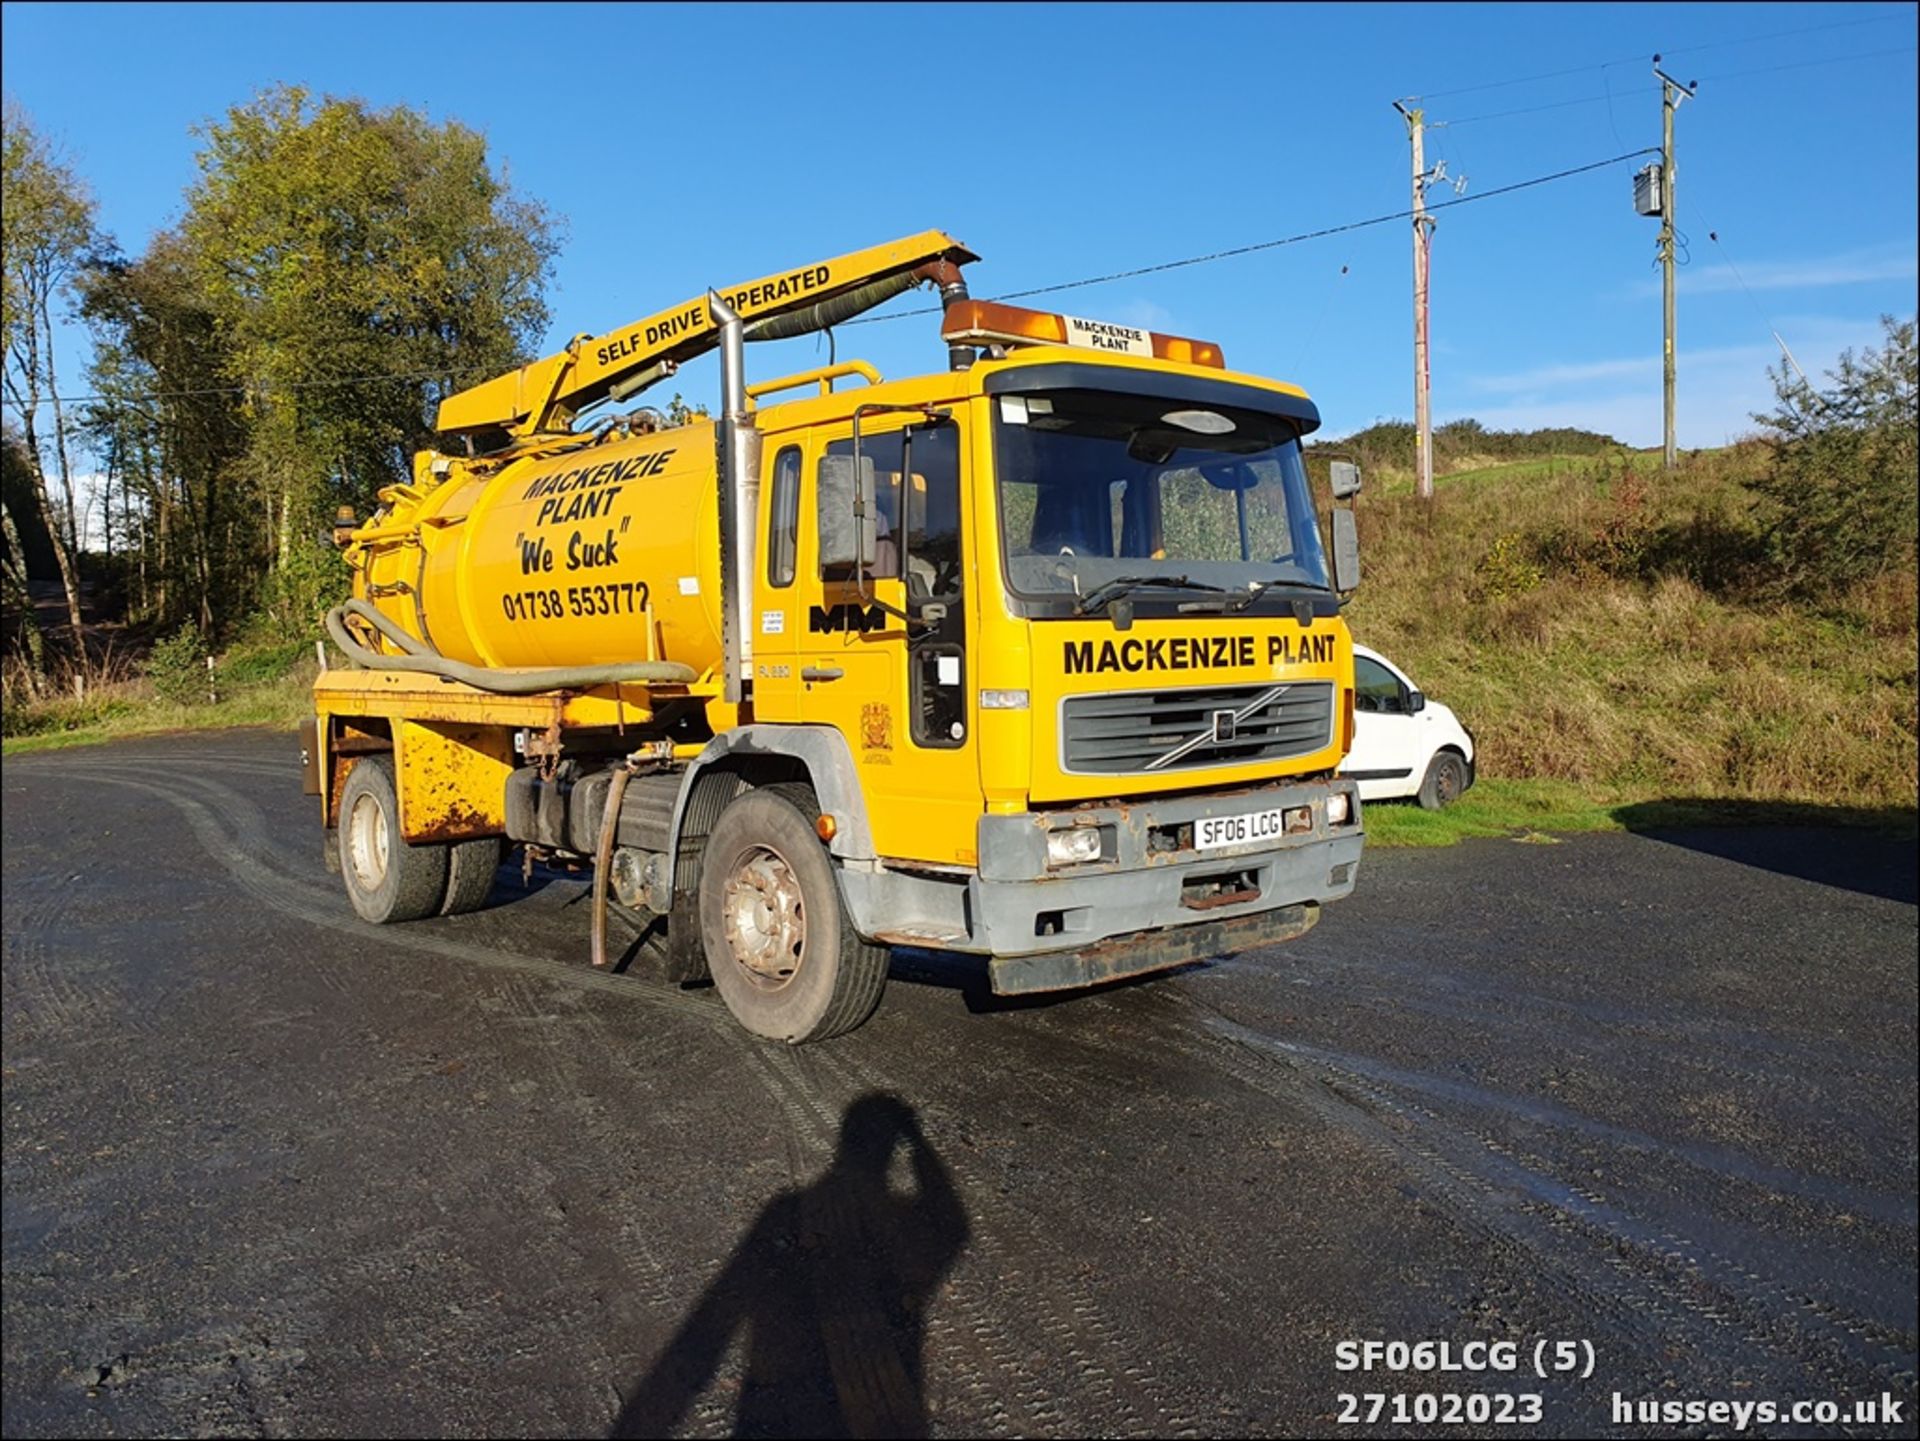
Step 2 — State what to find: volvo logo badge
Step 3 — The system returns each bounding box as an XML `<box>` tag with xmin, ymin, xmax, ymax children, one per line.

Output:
<box><xmin>1212</xmin><ymin>709</ymin><xmax>1237</xmax><ymax>744</ymax></box>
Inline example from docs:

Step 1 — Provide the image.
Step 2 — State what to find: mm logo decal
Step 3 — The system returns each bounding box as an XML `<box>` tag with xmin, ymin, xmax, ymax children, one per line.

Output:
<box><xmin>808</xmin><ymin>603</ymin><xmax>889</xmax><ymax>635</ymax></box>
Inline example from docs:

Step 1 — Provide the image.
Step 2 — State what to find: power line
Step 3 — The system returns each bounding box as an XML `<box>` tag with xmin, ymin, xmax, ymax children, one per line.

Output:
<box><xmin>1698</xmin><ymin>42</ymin><xmax>1918</xmax><ymax>84</ymax></box>
<box><xmin>847</xmin><ymin>147</ymin><xmax>1658</xmax><ymax>325</ymax></box>
<box><xmin>9</xmin><ymin>147</ymin><xmax>1659</xmax><ymax>408</ymax></box>
<box><xmin>1</xmin><ymin>360</ymin><xmax>511</xmax><ymax>411</ymax></box>
<box><xmin>1662</xmin><ymin>11</ymin><xmax>1910</xmax><ymax>59</ymax></box>
<box><xmin>1447</xmin><ymin>43</ymin><xmax>1917</xmax><ymax>125</ymax></box>
<box><xmin>1408</xmin><ymin>54</ymin><xmax>1642</xmax><ymax>105</ymax></box>
<box><xmin>1404</xmin><ymin>9</ymin><xmax>1909</xmax><ymax>102</ymax></box>
<box><xmin>1685</xmin><ymin>186</ymin><xmax>1821</xmax><ymax>396</ymax></box>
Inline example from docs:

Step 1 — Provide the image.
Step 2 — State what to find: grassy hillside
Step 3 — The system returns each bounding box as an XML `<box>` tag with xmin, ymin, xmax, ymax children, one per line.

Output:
<box><xmin>9</xmin><ymin>437</ymin><xmax>1915</xmax><ymax>850</ymax></box>
<box><xmin>1317</xmin><ymin>417</ymin><xmax>1621</xmax><ymax>490</ymax></box>
<box><xmin>1347</xmin><ymin>443</ymin><xmax>1917</xmax><ymax>829</ymax></box>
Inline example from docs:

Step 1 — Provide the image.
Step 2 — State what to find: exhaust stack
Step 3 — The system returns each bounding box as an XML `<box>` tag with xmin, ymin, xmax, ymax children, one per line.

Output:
<box><xmin>708</xmin><ymin>290</ymin><xmax>761</xmax><ymax>706</ymax></box>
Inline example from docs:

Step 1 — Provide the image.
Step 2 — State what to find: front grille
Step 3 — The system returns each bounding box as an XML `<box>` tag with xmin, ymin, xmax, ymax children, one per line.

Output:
<box><xmin>1062</xmin><ymin>681</ymin><xmax>1335</xmax><ymax>775</ymax></box>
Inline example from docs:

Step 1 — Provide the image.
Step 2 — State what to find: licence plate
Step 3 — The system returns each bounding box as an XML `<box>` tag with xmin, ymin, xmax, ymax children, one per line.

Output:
<box><xmin>1195</xmin><ymin>806</ymin><xmax>1288</xmax><ymax>852</ymax></box>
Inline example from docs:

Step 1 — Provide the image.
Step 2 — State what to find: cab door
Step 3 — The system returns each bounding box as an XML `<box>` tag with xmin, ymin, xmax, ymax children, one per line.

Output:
<box><xmin>796</xmin><ymin>416</ymin><xmax>980</xmax><ymax>867</ymax></box>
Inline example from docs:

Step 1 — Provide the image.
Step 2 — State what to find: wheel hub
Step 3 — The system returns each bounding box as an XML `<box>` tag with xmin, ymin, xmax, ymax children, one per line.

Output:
<box><xmin>348</xmin><ymin>791</ymin><xmax>390</xmax><ymax>891</ymax></box>
<box><xmin>720</xmin><ymin>845</ymin><xmax>805</xmax><ymax>988</ymax></box>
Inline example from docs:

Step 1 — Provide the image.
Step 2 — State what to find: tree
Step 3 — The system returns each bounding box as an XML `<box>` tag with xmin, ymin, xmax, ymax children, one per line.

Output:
<box><xmin>175</xmin><ymin>86</ymin><xmax>558</xmax><ymax>628</ymax></box>
<box><xmin>2</xmin><ymin>99</ymin><xmax>103</xmax><ymax>639</ymax></box>
<box><xmin>1</xmin><ymin>428</ymin><xmax>49</xmax><ymax>691</ymax></box>
<box><xmin>1750</xmin><ymin>315</ymin><xmax>1918</xmax><ymax>594</ymax></box>
<box><xmin>64</xmin><ymin>87</ymin><xmax>560</xmax><ymax>643</ymax></box>
<box><xmin>80</xmin><ymin>238</ymin><xmax>251</xmax><ymax>633</ymax></box>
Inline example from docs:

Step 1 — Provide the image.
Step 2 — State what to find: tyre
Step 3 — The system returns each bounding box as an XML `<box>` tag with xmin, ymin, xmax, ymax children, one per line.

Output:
<box><xmin>698</xmin><ymin>782</ymin><xmax>888</xmax><ymax>1043</ymax></box>
<box><xmin>441</xmin><ymin>836</ymin><xmax>503</xmax><ymax>916</ymax></box>
<box><xmin>337</xmin><ymin>754</ymin><xmax>449</xmax><ymax>924</ymax></box>
<box><xmin>1417</xmin><ymin>750</ymin><xmax>1469</xmax><ymax>811</ymax></box>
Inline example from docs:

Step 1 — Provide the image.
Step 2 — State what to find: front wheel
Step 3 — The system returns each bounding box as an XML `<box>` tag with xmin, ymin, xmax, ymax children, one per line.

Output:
<box><xmin>698</xmin><ymin>784</ymin><xmax>888</xmax><ymax>1043</ymax></box>
<box><xmin>1417</xmin><ymin>751</ymin><xmax>1469</xmax><ymax>811</ymax></box>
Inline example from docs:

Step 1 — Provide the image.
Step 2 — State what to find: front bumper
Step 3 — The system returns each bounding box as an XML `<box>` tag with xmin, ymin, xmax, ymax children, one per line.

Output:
<box><xmin>988</xmin><ymin>901</ymin><xmax>1322</xmax><ymax>995</ymax></box>
<box><xmin>972</xmin><ymin>774</ymin><xmax>1362</xmax><ymax>971</ymax></box>
<box><xmin>839</xmin><ymin>776</ymin><xmax>1363</xmax><ymax>988</ymax></box>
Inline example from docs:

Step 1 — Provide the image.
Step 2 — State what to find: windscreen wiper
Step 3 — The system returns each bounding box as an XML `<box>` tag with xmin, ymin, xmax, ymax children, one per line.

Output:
<box><xmin>1073</xmin><ymin>575</ymin><xmax>1234</xmax><ymax>616</ymax></box>
<box><xmin>1176</xmin><ymin>577</ymin><xmax>1335</xmax><ymax>614</ymax></box>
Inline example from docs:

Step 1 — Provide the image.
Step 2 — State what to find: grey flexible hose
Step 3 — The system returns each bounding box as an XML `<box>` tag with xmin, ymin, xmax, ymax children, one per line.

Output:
<box><xmin>743</xmin><ymin>272</ymin><xmax>918</xmax><ymax>341</ymax></box>
<box><xmin>326</xmin><ymin>598</ymin><xmax>695</xmax><ymax>693</ymax></box>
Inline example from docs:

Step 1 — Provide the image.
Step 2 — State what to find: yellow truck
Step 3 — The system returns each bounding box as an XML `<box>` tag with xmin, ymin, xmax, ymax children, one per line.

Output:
<box><xmin>305</xmin><ymin>230</ymin><xmax>1366</xmax><ymax>1042</ymax></box>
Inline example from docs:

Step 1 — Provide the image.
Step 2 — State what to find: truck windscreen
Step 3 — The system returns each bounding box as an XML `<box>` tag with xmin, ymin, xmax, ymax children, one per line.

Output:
<box><xmin>994</xmin><ymin>388</ymin><xmax>1332</xmax><ymax>604</ymax></box>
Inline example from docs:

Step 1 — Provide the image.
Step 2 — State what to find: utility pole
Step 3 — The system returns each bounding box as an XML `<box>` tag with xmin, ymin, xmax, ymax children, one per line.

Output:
<box><xmin>1394</xmin><ymin>101</ymin><xmax>1461</xmax><ymax>502</ymax></box>
<box><xmin>1652</xmin><ymin>58</ymin><xmax>1697</xmax><ymax>471</ymax></box>
<box><xmin>1394</xmin><ymin>101</ymin><xmax>1435</xmax><ymax>501</ymax></box>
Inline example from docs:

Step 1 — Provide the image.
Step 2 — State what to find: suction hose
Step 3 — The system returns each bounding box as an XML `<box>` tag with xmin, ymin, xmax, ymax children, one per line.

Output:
<box><xmin>742</xmin><ymin>272</ymin><xmax>919</xmax><ymax>341</ymax></box>
<box><xmin>325</xmin><ymin>598</ymin><xmax>695</xmax><ymax>693</ymax></box>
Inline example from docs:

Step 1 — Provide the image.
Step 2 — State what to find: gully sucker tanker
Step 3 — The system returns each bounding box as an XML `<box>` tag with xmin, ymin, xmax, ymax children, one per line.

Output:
<box><xmin>306</xmin><ymin>230</ymin><xmax>1368</xmax><ymax>1042</ymax></box>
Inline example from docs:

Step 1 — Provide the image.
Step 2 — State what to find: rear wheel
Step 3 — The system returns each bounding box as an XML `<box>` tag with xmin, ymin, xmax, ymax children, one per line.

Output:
<box><xmin>1418</xmin><ymin>750</ymin><xmax>1468</xmax><ymax>811</ymax></box>
<box><xmin>698</xmin><ymin>783</ymin><xmax>888</xmax><ymax>1043</ymax></box>
<box><xmin>338</xmin><ymin>755</ymin><xmax>449</xmax><ymax>923</ymax></box>
<box><xmin>441</xmin><ymin>836</ymin><xmax>503</xmax><ymax>916</ymax></box>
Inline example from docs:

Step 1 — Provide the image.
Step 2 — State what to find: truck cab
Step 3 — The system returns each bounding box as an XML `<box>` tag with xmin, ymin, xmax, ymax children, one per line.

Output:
<box><xmin>740</xmin><ymin>342</ymin><xmax>1362</xmax><ymax>994</ymax></box>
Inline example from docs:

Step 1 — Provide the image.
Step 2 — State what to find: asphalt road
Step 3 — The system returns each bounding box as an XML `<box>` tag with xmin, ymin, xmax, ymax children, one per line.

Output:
<box><xmin>4</xmin><ymin>731</ymin><xmax>1916</xmax><ymax>1439</ymax></box>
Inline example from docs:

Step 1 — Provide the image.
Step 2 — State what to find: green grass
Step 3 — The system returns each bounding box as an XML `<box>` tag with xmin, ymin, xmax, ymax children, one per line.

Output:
<box><xmin>1361</xmin><ymin>778</ymin><xmax>1621</xmax><ymax>846</ymax></box>
<box><xmin>1360</xmin><ymin>777</ymin><xmax>1917</xmax><ymax>848</ymax></box>
<box><xmin>1</xmin><ymin>673</ymin><xmax>311</xmax><ymax>754</ymax></box>
<box><xmin>3</xmin><ymin>638</ymin><xmax>315</xmax><ymax>756</ymax></box>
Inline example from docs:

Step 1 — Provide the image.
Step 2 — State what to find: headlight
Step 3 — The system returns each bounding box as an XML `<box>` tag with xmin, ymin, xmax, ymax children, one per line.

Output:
<box><xmin>1046</xmin><ymin>827</ymin><xmax>1104</xmax><ymax>867</ymax></box>
<box><xmin>1327</xmin><ymin>792</ymin><xmax>1352</xmax><ymax>825</ymax></box>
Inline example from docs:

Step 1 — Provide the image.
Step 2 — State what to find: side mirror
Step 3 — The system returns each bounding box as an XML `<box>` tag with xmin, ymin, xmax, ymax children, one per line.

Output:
<box><xmin>817</xmin><ymin>454</ymin><xmax>877</xmax><ymax>569</ymax></box>
<box><xmin>1329</xmin><ymin>460</ymin><xmax>1362</xmax><ymax>499</ymax></box>
<box><xmin>1331</xmin><ymin>507</ymin><xmax>1360</xmax><ymax>593</ymax></box>
<box><xmin>1406</xmin><ymin>689</ymin><xmax>1426</xmax><ymax>714</ymax></box>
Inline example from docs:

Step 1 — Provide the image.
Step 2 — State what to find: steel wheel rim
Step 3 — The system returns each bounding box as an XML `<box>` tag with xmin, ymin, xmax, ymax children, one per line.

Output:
<box><xmin>720</xmin><ymin>843</ymin><xmax>805</xmax><ymax>991</ymax></box>
<box><xmin>348</xmin><ymin>791</ymin><xmax>390</xmax><ymax>892</ymax></box>
<box><xmin>1437</xmin><ymin>760</ymin><xmax>1462</xmax><ymax>804</ymax></box>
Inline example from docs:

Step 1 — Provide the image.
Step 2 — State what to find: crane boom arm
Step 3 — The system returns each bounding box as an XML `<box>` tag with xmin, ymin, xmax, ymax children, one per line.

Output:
<box><xmin>435</xmin><ymin>229</ymin><xmax>977</xmax><ymax>439</ymax></box>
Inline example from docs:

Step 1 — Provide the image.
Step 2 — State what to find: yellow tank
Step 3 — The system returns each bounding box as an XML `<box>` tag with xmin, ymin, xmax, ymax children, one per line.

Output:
<box><xmin>354</xmin><ymin>423</ymin><xmax>725</xmax><ymax>675</ymax></box>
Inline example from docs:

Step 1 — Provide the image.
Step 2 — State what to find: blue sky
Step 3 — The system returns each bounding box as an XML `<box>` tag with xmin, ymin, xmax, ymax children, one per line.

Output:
<box><xmin>3</xmin><ymin>1</ymin><xmax>1915</xmax><ymax>452</ymax></box>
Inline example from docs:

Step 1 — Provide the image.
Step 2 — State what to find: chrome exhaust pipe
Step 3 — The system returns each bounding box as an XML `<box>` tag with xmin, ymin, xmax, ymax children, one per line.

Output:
<box><xmin>707</xmin><ymin>290</ymin><xmax>759</xmax><ymax>705</ymax></box>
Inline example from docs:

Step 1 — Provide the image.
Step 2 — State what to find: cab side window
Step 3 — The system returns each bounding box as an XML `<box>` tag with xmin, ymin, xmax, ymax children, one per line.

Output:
<box><xmin>768</xmin><ymin>446</ymin><xmax>801</xmax><ymax>587</ymax></box>
<box><xmin>1354</xmin><ymin>657</ymin><xmax>1406</xmax><ymax>714</ymax></box>
<box><xmin>820</xmin><ymin>424</ymin><xmax>960</xmax><ymax>588</ymax></box>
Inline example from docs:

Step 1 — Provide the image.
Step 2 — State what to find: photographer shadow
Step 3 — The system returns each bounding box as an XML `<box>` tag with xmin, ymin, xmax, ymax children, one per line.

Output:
<box><xmin>610</xmin><ymin>1093</ymin><xmax>969</xmax><ymax>1439</ymax></box>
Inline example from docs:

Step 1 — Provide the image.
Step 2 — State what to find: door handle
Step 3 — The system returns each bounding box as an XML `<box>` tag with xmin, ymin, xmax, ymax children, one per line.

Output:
<box><xmin>801</xmin><ymin>666</ymin><xmax>845</xmax><ymax>683</ymax></box>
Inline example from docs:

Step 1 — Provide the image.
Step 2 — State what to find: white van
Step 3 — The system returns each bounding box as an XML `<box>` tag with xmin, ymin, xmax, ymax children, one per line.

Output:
<box><xmin>1341</xmin><ymin>644</ymin><xmax>1476</xmax><ymax>809</ymax></box>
